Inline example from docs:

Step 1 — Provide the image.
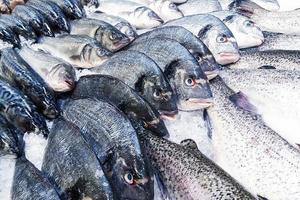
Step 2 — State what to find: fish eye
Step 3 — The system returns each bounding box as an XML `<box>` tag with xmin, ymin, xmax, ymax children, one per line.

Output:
<box><xmin>126</xmin><ymin>29</ymin><xmax>134</xmax><ymax>36</ymax></box>
<box><xmin>169</xmin><ymin>3</ymin><xmax>177</xmax><ymax>9</ymax></box>
<box><xmin>185</xmin><ymin>77</ymin><xmax>195</xmax><ymax>87</ymax></box>
<box><xmin>153</xmin><ymin>89</ymin><xmax>161</xmax><ymax>98</ymax></box>
<box><xmin>124</xmin><ymin>172</ymin><xmax>134</xmax><ymax>185</ymax></box>
<box><xmin>97</xmin><ymin>49</ymin><xmax>106</xmax><ymax>57</ymax></box>
<box><xmin>245</xmin><ymin>20</ymin><xmax>254</xmax><ymax>27</ymax></box>
<box><xmin>216</xmin><ymin>34</ymin><xmax>228</xmax><ymax>43</ymax></box>
<box><xmin>109</xmin><ymin>34</ymin><xmax>116</xmax><ymax>40</ymax></box>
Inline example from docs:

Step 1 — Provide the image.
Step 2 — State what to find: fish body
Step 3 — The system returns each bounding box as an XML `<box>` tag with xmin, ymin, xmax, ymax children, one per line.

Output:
<box><xmin>178</xmin><ymin>0</ymin><xmax>222</xmax><ymax>15</ymax></box>
<box><xmin>0</xmin><ymin>21</ymin><xmax>20</xmax><ymax>47</ymax></box>
<box><xmin>0</xmin><ymin>48</ymin><xmax>58</xmax><ymax>119</ymax></box>
<box><xmin>34</xmin><ymin>35</ymin><xmax>112</xmax><ymax>68</ymax></box>
<box><xmin>62</xmin><ymin>98</ymin><xmax>154</xmax><ymax>200</ymax></box>
<box><xmin>70</xmin><ymin>18</ymin><xmax>130</xmax><ymax>52</ymax></box>
<box><xmin>219</xmin><ymin>0</ymin><xmax>280</xmax><ymax>11</ymax></box>
<box><xmin>164</xmin><ymin>14</ymin><xmax>240</xmax><ymax>65</ymax></box>
<box><xmin>49</xmin><ymin>0</ymin><xmax>84</xmax><ymax>19</ymax></box>
<box><xmin>18</xmin><ymin>46</ymin><xmax>76</xmax><ymax>92</ymax></box>
<box><xmin>42</xmin><ymin>118</ymin><xmax>113</xmax><ymax>200</ymax></box>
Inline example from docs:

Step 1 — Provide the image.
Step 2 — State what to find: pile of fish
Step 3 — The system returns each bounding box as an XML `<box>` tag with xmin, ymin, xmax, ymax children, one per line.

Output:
<box><xmin>1</xmin><ymin>0</ymin><xmax>300</xmax><ymax>199</ymax></box>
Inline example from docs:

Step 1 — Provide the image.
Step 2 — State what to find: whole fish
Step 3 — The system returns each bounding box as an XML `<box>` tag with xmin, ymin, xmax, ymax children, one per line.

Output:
<box><xmin>219</xmin><ymin>69</ymin><xmax>300</xmax><ymax>147</ymax></box>
<box><xmin>13</xmin><ymin>5</ymin><xmax>54</xmax><ymax>37</ymax></box>
<box><xmin>139</xmin><ymin>130</ymin><xmax>256</xmax><ymax>199</ymax></box>
<box><xmin>228</xmin><ymin>50</ymin><xmax>300</xmax><ymax>70</ymax></box>
<box><xmin>0</xmin><ymin>48</ymin><xmax>58</xmax><ymax>119</ymax></box>
<box><xmin>129</xmin><ymin>38</ymin><xmax>213</xmax><ymax>111</ymax></box>
<box><xmin>70</xmin><ymin>18</ymin><xmax>130</xmax><ymax>52</ymax></box>
<box><xmin>0</xmin><ymin>21</ymin><xmax>20</xmax><ymax>47</ymax></box>
<box><xmin>178</xmin><ymin>0</ymin><xmax>222</xmax><ymax>15</ymax></box>
<box><xmin>230</xmin><ymin>0</ymin><xmax>300</xmax><ymax>35</ymax></box>
<box><xmin>0</xmin><ymin>79</ymin><xmax>48</xmax><ymax>136</ymax></box>
<box><xmin>12</xmin><ymin>156</ymin><xmax>60</xmax><ymax>200</ymax></box>
<box><xmin>87</xmin><ymin>12</ymin><xmax>137</xmax><ymax>41</ymax></box>
<box><xmin>71</xmin><ymin>74</ymin><xmax>168</xmax><ymax>137</ymax></box>
<box><xmin>62</xmin><ymin>98</ymin><xmax>154</xmax><ymax>200</ymax></box>
<box><xmin>27</xmin><ymin>0</ymin><xmax>70</xmax><ymax>32</ymax></box>
<box><xmin>91</xmin><ymin>50</ymin><xmax>178</xmax><ymax>119</ymax></box>
<box><xmin>219</xmin><ymin>0</ymin><xmax>280</xmax><ymax>11</ymax></box>
<box><xmin>211</xmin><ymin>11</ymin><xmax>264</xmax><ymax>49</ymax></box>
<box><xmin>42</xmin><ymin>118</ymin><xmax>114</xmax><ymax>200</ymax></box>
<box><xmin>207</xmin><ymin>76</ymin><xmax>300</xmax><ymax>199</ymax></box>
<box><xmin>164</xmin><ymin>14</ymin><xmax>240</xmax><ymax>65</ymax></box>
<box><xmin>131</xmin><ymin>26</ymin><xmax>220</xmax><ymax>79</ymax></box>
<box><xmin>0</xmin><ymin>14</ymin><xmax>37</xmax><ymax>40</ymax></box>
<box><xmin>34</xmin><ymin>35</ymin><xmax>112</xmax><ymax>68</ymax></box>
<box><xmin>18</xmin><ymin>46</ymin><xmax>76</xmax><ymax>92</ymax></box>
<box><xmin>95</xmin><ymin>0</ymin><xmax>163</xmax><ymax>29</ymax></box>
<box><xmin>49</xmin><ymin>0</ymin><xmax>84</xmax><ymax>19</ymax></box>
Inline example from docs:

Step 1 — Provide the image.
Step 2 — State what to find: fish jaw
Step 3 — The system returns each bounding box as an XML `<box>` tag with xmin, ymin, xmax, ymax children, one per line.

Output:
<box><xmin>216</xmin><ymin>52</ymin><xmax>240</xmax><ymax>65</ymax></box>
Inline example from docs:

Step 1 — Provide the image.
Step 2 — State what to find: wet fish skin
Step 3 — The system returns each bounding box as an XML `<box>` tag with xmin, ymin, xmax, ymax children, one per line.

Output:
<box><xmin>70</xmin><ymin>18</ymin><xmax>130</xmax><ymax>52</ymax></box>
<box><xmin>27</xmin><ymin>0</ymin><xmax>70</xmax><ymax>32</ymax></box>
<box><xmin>228</xmin><ymin>50</ymin><xmax>300</xmax><ymax>70</ymax></box>
<box><xmin>129</xmin><ymin>38</ymin><xmax>213</xmax><ymax>111</ymax></box>
<box><xmin>18</xmin><ymin>46</ymin><xmax>76</xmax><ymax>92</ymax></box>
<box><xmin>0</xmin><ymin>21</ymin><xmax>20</xmax><ymax>47</ymax></box>
<box><xmin>62</xmin><ymin>98</ymin><xmax>154</xmax><ymax>200</ymax></box>
<box><xmin>139</xmin><ymin>129</ymin><xmax>255</xmax><ymax>200</ymax></box>
<box><xmin>0</xmin><ymin>48</ymin><xmax>58</xmax><ymax>119</ymax></box>
<box><xmin>0</xmin><ymin>79</ymin><xmax>48</xmax><ymax>138</ymax></box>
<box><xmin>164</xmin><ymin>14</ymin><xmax>240</xmax><ymax>65</ymax></box>
<box><xmin>49</xmin><ymin>0</ymin><xmax>84</xmax><ymax>19</ymax></box>
<box><xmin>12</xmin><ymin>156</ymin><xmax>60</xmax><ymax>200</ymax></box>
<box><xmin>207</xmin><ymin>76</ymin><xmax>300</xmax><ymax>199</ymax></box>
<box><xmin>13</xmin><ymin>5</ymin><xmax>54</xmax><ymax>37</ymax></box>
<box><xmin>71</xmin><ymin>74</ymin><xmax>169</xmax><ymax>137</ymax></box>
<box><xmin>91</xmin><ymin>50</ymin><xmax>178</xmax><ymax>116</ymax></box>
<box><xmin>179</xmin><ymin>0</ymin><xmax>222</xmax><ymax>15</ymax></box>
<box><xmin>219</xmin><ymin>0</ymin><xmax>280</xmax><ymax>11</ymax></box>
<box><xmin>35</xmin><ymin>35</ymin><xmax>112</xmax><ymax>68</ymax></box>
<box><xmin>42</xmin><ymin>118</ymin><xmax>114</xmax><ymax>200</ymax></box>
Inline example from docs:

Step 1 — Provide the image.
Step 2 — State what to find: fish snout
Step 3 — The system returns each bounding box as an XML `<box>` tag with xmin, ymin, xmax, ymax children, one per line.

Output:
<box><xmin>217</xmin><ymin>52</ymin><xmax>240</xmax><ymax>65</ymax></box>
<box><xmin>159</xmin><ymin>110</ymin><xmax>178</xmax><ymax>121</ymax></box>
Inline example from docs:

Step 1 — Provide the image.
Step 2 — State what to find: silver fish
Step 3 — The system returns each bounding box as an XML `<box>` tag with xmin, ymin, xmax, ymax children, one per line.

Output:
<box><xmin>178</xmin><ymin>0</ymin><xmax>222</xmax><ymax>15</ymax></box>
<box><xmin>219</xmin><ymin>0</ymin><xmax>280</xmax><ymax>11</ymax></box>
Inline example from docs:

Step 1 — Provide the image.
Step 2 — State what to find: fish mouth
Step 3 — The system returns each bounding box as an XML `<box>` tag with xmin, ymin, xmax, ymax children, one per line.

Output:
<box><xmin>145</xmin><ymin>118</ymin><xmax>160</xmax><ymax>127</ymax></box>
<box><xmin>205</xmin><ymin>70</ymin><xmax>219</xmax><ymax>80</ymax></box>
<box><xmin>217</xmin><ymin>52</ymin><xmax>240</xmax><ymax>65</ymax></box>
<box><xmin>187</xmin><ymin>98</ymin><xmax>214</xmax><ymax>108</ymax></box>
<box><xmin>113</xmin><ymin>38</ymin><xmax>130</xmax><ymax>50</ymax></box>
<box><xmin>159</xmin><ymin>110</ymin><xmax>178</xmax><ymax>121</ymax></box>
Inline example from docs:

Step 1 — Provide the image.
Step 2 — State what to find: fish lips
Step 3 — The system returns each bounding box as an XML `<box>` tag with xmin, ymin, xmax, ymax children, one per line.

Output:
<box><xmin>113</xmin><ymin>37</ymin><xmax>131</xmax><ymax>51</ymax></box>
<box><xmin>217</xmin><ymin>52</ymin><xmax>240</xmax><ymax>65</ymax></box>
<box><xmin>159</xmin><ymin>110</ymin><xmax>178</xmax><ymax>121</ymax></box>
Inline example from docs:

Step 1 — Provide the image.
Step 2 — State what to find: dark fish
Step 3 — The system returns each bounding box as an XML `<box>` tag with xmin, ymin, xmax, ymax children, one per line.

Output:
<box><xmin>0</xmin><ymin>79</ymin><xmax>48</xmax><ymax>137</ymax></box>
<box><xmin>27</xmin><ymin>0</ymin><xmax>70</xmax><ymax>32</ymax></box>
<box><xmin>91</xmin><ymin>50</ymin><xmax>178</xmax><ymax>119</ymax></box>
<box><xmin>71</xmin><ymin>74</ymin><xmax>169</xmax><ymax>137</ymax></box>
<box><xmin>129</xmin><ymin>38</ymin><xmax>213</xmax><ymax>111</ymax></box>
<box><xmin>131</xmin><ymin>26</ymin><xmax>220</xmax><ymax>78</ymax></box>
<box><xmin>0</xmin><ymin>48</ymin><xmax>58</xmax><ymax>119</ymax></box>
<box><xmin>42</xmin><ymin>118</ymin><xmax>114</xmax><ymax>200</ymax></box>
<box><xmin>12</xmin><ymin>156</ymin><xmax>60</xmax><ymax>200</ymax></box>
<box><xmin>13</xmin><ymin>5</ymin><xmax>54</xmax><ymax>37</ymax></box>
<box><xmin>62</xmin><ymin>98</ymin><xmax>154</xmax><ymax>200</ymax></box>
<box><xmin>0</xmin><ymin>20</ymin><xmax>20</xmax><ymax>47</ymax></box>
<box><xmin>49</xmin><ymin>0</ymin><xmax>84</xmax><ymax>19</ymax></box>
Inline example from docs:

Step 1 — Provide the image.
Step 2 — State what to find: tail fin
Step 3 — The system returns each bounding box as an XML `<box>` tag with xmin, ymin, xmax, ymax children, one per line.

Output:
<box><xmin>229</xmin><ymin>0</ymin><xmax>266</xmax><ymax>17</ymax></box>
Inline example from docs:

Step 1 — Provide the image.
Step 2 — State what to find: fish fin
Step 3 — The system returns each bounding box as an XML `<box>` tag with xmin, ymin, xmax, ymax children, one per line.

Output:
<box><xmin>203</xmin><ymin>109</ymin><xmax>212</xmax><ymax>139</ymax></box>
<box><xmin>257</xmin><ymin>195</ymin><xmax>269</xmax><ymax>200</ymax></box>
<box><xmin>258</xmin><ymin>65</ymin><xmax>276</xmax><ymax>69</ymax></box>
<box><xmin>180</xmin><ymin>139</ymin><xmax>199</xmax><ymax>152</ymax></box>
<box><xmin>229</xmin><ymin>0</ymin><xmax>265</xmax><ymax>17</ymax></box>
<box><xmin>155</xmin><ymin>175</ymin><xmax>171</xmax><ymax>200</ymax></box>
<box><xmin>229</xmin><ymin>91</ymin><xmax>258</xmax><ymax>114</ymax></box>
<box><xmin>69</xmin><ymin>55</ymin><xmax>81</xmax><ymax>61</ymax></box>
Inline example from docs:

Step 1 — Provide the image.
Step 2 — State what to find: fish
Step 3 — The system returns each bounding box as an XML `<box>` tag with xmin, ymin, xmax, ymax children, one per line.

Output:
<box><xmin>13</xmin><ymin>5</ymin><xmax>54</xmax><ymax>37</ymax></box>
<box><xmin>219</xmin><ymin>68</ymin><xmax>300</xmax><ymax>147</ymax></box>
<box><xmin>170</xmin><ymin>0</ymin><xmax>187</xmax><ymax>3</ymax></box>
<box><xmin>0</xmin><ymin>48</ymin><xmax>58</xmax><ymax>119</ymax></box>
<box><xmin>34</xmin><ymin>35</ymin><xmax>112</xmax><ymax>68</ymax></box>
<box><xmin>79</xmin><ymin>0</ymin><xmax>99</xmax><ymax>7</ymax></box>
<box><xmin>70</xmin><ymin>74</ymin><xmax>169</xmax><ymax>137</ymax></box>
<box><xmin>26</xmin><ymin>0</ymin><xmax>70</xmax><ymax>32</ymax></box>
<box><xmin>62</xmin><ymin>98</ymin><xmax>154</xmax><ymax>200</ymax></box>
<box><xmin>87</xmin><ymin>12</ymin><xmax>137</xmax><ymax>41</ymax></box>
<box><xmin>0</xmin><ymin>0</ymin><xmax>9</xmax><ymax>14</ymax></box>
<box><xmin>210</xmin><ymin>11</ymin><xmax>264</xmax><ymax>49</ymax></box>
<box><xmin>70</xmin><ymin>18</ymin><xmax>130</xmax><ymax>52</ymax></box>
<box><xmin>228</xmin><ymin>50</ymin><xmax>300</xmax><ymax>70</ymax></box>
<box><xmin>5</xmin><ymin>0</ymin><xmax>25</xmax><ymax>11</ymax></box>
<box><xmin>91</xmin><ymin>50</ymin><xmax>178</xmax><ymax>119</ymax></box>
<box><xmin>129</xmin><ymin>38</ymin><xmax>213</xmax><ymax>111</ymax></box>
<box><xmin>138</xmin><ymin>130</ymin><xmax>256</xmax><ymax>199</ymax></box>
<box><xmin>11</xmin><ymin>156</ymin><xmax>60</xmax><ymax>200</ymax></box>
<box><xmin>230</xmin><ymin>0</ymin><xmax>300</xmax><ymax>35</ymax></box>
<box><xmin>207</xmin><ymin>76</ymin><xmax>300</xmax><ymax>199</ymax></box>
<box><xmin>18</xmin><ymin>46</ymin><xmax>76</xmax><ymax>92</ymax></box>
<box><xmin>0</xmin><ymin>14</ymin><xmax>37</xmax><ymax>40</ymax></box>
<box><xmin>0</xmin><ymin>21</ymin><xmax>20</xmax><ymax>47</ymax></box>
<box><xmin>42</xmin><ymin>118</ymin><xmax>114</xmax><ymax>200</ymax></box>
<box><xmin>0</xmin><ymin>79</ymin><xmax>48</xmax><ymax>137</ymax></box>
<box><xmin>178</xmin><ymin>0</ymin><xmax>222</xmax><ymax>15</ymax></box>
<box><xmin>164</xmin><ymin>14</ymin><xmax>240</xmax><ymax>65</ymax></box>
<box><xmin>131</xmin><ymin>26</ymin><xmax>220</xmax><ymax>79</ymax></box>
<box><xmin>219</xmin><ymin>0</ymin><xmax>280</xmax><ymax>11</ymax></box>
<box><xmin>49</xmin><ymin>0</ymin><xmax>84</xmax><ymax>19</ymax></box>
<box><xmin>96</xmin><ymin>0</ymin><xmax>163</xmax><ymax>29</ymax></box>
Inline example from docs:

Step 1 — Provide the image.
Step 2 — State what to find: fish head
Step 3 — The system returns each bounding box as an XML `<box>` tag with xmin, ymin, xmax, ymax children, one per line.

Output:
<box><xmin>81</xmin><ymin>0</ymin><xmax>99</xmax><ymax>7</ymax></box>
<box><xmin>192</xmin><ymin>52</ymin><xmax>221</xmax><ymax>79</ymax></box>
<box><xmin>155</xmin><ymin>0</ymin><xmax>183</xmax><ymax>21</ymax></box>
<box><xmin>47</xmin><ymin>63</ymin><xmax>76</xmax><ymax>92</ymax></box>
<box><xmin>65</xmin><ymin>2</ymin><xmax>84</xmax><ymax>18</ymax></box>
<box><xmin>115</xmin><ymin>22</ymin><xmax>137</xmax><ymax>41</ymax></box>
<box><xmin>198</xmin><ymin>24</ymin><xmax>240</xmax><ymax>65</ymax></box>
<box><xmin>96</xmin><ymin>27</ymin><xmax>130</xmax><ymax>51</ymax></box>
<box><xmin>130</xmin><ymin>7</ymin><xmax>163</xmax><ymax>29</ymax></box>
<box><xmin>82</xmin><ymin>44</ymin><xmax>112</xmax><ymax>67</ymax></box>
<box><xmin>165</xmin><ymin>60</ymin><xmax>213</xmax><ymax>111</ymax></box>
<box><xmin>135</xmin><ymin>75</ymin><xmax>178</xmax><ymax>120</ymax></box>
